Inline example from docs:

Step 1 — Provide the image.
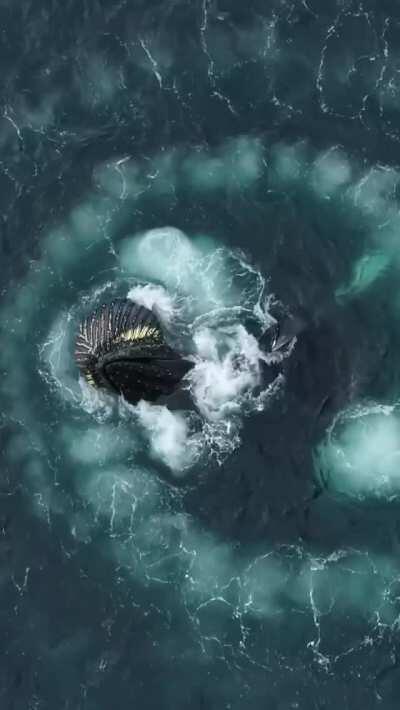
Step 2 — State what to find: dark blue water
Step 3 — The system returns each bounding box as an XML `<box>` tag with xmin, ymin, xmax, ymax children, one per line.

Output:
<box><xmin>2</xmin><ymin>1</ymin><xmax>400</xmax><ymax>708</ymax></box>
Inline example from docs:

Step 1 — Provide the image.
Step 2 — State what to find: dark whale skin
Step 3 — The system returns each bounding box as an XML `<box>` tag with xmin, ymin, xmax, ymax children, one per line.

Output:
<box><xmin>75</xmin><ymin>298</ymin><xmax>193</xmax><ymax>404</ymax></box>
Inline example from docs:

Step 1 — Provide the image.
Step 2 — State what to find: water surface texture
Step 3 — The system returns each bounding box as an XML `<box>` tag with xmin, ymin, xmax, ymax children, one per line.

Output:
<box><xmin>2</xmin><ymin>1</ymin><xmax>400</xmax><ymax>708</ymax></box>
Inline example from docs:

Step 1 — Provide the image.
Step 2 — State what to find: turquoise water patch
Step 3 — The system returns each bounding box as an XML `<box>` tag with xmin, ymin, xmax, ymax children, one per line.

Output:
<box><xmin>315</xmin><ymin>404</ymin><xmax>400</xmax><ymax>499</ymax></box>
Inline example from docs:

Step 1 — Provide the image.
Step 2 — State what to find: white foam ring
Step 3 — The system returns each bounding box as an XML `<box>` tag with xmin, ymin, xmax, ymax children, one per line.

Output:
<box><xmin>127</xmin><ymin>283</ymin><xmax>177</xmax><ymax>326</ymax></box>
<box><xmin>41</xmin><ymin>227</ymin><xmax>292</xmax><ymax>475</ymax></box>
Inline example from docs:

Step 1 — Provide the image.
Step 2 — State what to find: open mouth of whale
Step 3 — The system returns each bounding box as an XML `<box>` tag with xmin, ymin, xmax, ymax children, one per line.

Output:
<box><xmin>75</xmin><ymin>298</ymin><xmax>194</xmax><ymax>404</ymax></box>
<box><xmin>100</xmin><ymin>351</ymin><xmax>194</xmax><ymax>403</ymax></box>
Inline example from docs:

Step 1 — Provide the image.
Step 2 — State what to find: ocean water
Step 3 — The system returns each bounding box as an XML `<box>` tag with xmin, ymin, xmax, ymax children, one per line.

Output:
<box><xmin>2</xmin><ymin>1</ymin><xmax>400</xmax><ymax>708</ymax></box>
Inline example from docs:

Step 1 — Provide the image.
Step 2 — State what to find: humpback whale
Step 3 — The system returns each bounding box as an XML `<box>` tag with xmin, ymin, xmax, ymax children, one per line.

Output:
<box><xmin>75</xmin><ymin>298</ymin><xmax>194</xmax><ymax>404</ymax></box>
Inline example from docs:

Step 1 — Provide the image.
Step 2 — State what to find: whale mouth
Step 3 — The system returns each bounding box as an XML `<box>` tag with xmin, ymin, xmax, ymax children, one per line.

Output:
<box><xmin>75</xmin><ymin>298</ymin><xmax>193</xmax><ymax>404</ymax></box>
<box><xmin>101</xmin><ymin>353</ymin><xmax>194</xmax><ymax>403</ymax></box>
